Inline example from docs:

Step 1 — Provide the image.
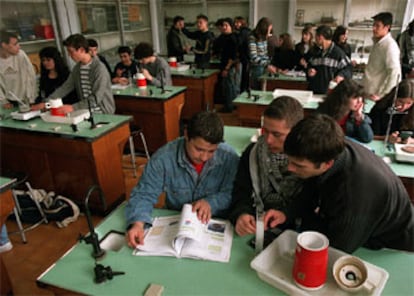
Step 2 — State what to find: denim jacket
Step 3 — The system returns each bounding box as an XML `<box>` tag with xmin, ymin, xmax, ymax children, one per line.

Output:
<box><xmin>125</xmin><ymin>137</ymin><xmax>239</xmax><ymax>226</ymax></box>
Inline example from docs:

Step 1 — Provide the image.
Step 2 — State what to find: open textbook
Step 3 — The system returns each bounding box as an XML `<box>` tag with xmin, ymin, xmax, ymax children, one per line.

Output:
<box><xmin>133</xmin><ymin>204</ymin><xmax>233</xmax><ymax>263</ymax></box>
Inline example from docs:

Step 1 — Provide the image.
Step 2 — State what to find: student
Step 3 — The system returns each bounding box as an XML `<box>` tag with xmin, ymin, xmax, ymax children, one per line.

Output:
<box><xmin>370</xmin><ymin>79</ymin><xmax>414</xmax><ymax>139</ymax></box>
<box><xmin>363</xmin><ymin>12</ymin><xmax>401</xmax><ymax>101</ymax></box>
<box><xmin>229</xmin><ymin>96</ymin><xmax>304</xmax><ymax>236</ymax></box>
<box><xmin>294</xmin><ymin>25</ymin><xmax>316</xmax><ymax>71</ymax></box>
<box><xmin>134</xmin><ymin>42</ymin><xmax>172</xmax><ymax>87</ymax></box>
<box><xmin>182</xmin><ymin>14</ymin><xmax>215</xmax><ymax>69</ymax></box>
<box><xmin>307</xmin><ymin>25</ymin><xmax>352</xmax><ymax>94</ymax></box>
<box><xmin>36</xmin><ymin>46</ymin><xmax>77</xmax><ymax>105</ymax></box>
<box><xmin>217</xmin><ymin>18</ymin><xmax>240</xmax><ymax>113</ymax></box>
<box><xmin>249</xmin><ymin>17</ymin><xmax>273</xmax><ymax>90</ymax></box>
<box><xmin>265</xmin><ymin>114</ymin><xmax>414</xmax><ymax>253</ymax></box>
<box><xmin>125</xmin><ymin>111</ymin><xmax>239</xmax><ymax>247</ymax></box>
<box><xmin>234</xmin><ymin>16</ymin><xmax>251</xmax><ymax>92</ymax></box>
<box><xmin>0</xmin><ymin>225</ymin><xmax>12</xmax><ymax>253</ymax></box>
<box><xmin>112</xmin><ymin>46</ymin><xmax>139</xmax><ymax>85</ymax></box>
<box><xmin>33</xmin><ymin>34</ymin><xmax>115</xmax><ymax>114</ymax></box>
<box><xmin>317</xmin><ymin>79</ymin><xmax>373</xmax><ymax>143</ymax></box>
<box><xmin>270</xmin><ymin>33</ymin><xmax>297</xmax><ymax>73</ymax></box>
<box><xmin>399</xmin><ymin>19</ymin><xmax>414</xmax><ymax>78</ymax></box>
<box><xmin>167</xmin><ymin>15</ymin><xmax>190</xmax><ymax>62</ymax></box>
<box><xmin>332</xmin><ymin>25</ymin><xmax>352</xmax><ymax>58</ymax></box>
<box><xmin>0</xmin><ymin>30</ymin><xmax>36</xmax><ymax>108</ymax></box>
<box><xmin>87</xmin><ymin>38</ymin><xmax>112</xmax><ymax>78</ymax></box>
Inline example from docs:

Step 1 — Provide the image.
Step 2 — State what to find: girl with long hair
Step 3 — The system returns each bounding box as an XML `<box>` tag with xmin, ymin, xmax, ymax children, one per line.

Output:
<box><xmin>317</xmin><ymin>79</ymin><xmax>373</xmax><ymax>143</ymax></box>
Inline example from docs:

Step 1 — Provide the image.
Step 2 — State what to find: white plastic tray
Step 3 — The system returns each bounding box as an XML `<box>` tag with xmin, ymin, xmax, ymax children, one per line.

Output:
<box><xmin>394</xmin><ymin>144</ymin><xmax>414</xmax><ymax>163</ymax></box>
<box><xmin>40</xmin><ymin>109</ymin><xmax>90</xmax><ymax>125</ymax></box>
<box><xmin>250</xmin><ymin>230</ymin><xmax>389</xmax><ymax>296</ymax></box>
<box><xmin>272</xmin><ymin>89</ymin><xmax>313</xmax><ymax>104</ymax></box>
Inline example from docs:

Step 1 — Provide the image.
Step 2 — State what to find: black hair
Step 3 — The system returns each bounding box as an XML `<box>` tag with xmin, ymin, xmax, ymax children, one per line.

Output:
<box><xmin>317</xmin><ymin>79</ymin><xmax>365</xmax><ymax>120</ymax></box>
<box><xmin>332</xmin><ymin>25</ymin><xmax>347</xmax><ymax>44</ymax></box>
<box><xmin>316</xmin><ymin>25</ymin><xmax>333</xmax><ymax>40</ymax></box>
<box><xmin>134</xmin><ymin>42</ymin><xmax>154</xmax><ymax>60</ymax></box>
<box><xmin>0</xmin><ymin>30</ymin><xmax>18</xmax><ymax>44</ymax></box>
<box><xmin>173</xmin><ymin>16</ymin><xmax>184</xmax><ymax>24</ymax></box>
<box><xmin>87</xmin><ymin>38</ymin><xmax>98</xmax><ymax>48</ymax></box>
<box><xmin>118</xmin><ymin>46</ymin><xmax>132</xmax><ymax>55</ymax></box>
<box><xmin>284</xmin><ymin>114</ymin><xmax>345</xmax><ymax>165</ymax></box>
<box><xmin>222</xmin><ymin>17</ymin><xmax>234</xmax><ymax>28</ymax></box>
<box><xmin>264</xmin><ymin>96</ymin><xmax>304</xmax><ymax>128</ymax></box>
<box><xmin>372</xmin><ymin>12</ymin><xmax>393</xmax><ymax>27</ymax></box>
<box><xmin>197</xmin><ymin>14</ymin><xmax>209</xmax><ymax>22</ymax></box>
<box><xmin>187</xmin><ymin>111</ymin><xmax>223</xmax><ymax>144</ymax></box>
<box><xmin>63</xmin><ymin>34</ymin><xmax>89</xmax><ymax>51</ymax></box>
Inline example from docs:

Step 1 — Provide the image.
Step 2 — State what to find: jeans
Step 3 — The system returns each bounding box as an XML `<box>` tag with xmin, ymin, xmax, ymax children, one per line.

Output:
<box><xmin>0</xmin><ymin>225</ymin><xmax>9</xmax><ymax>245</ymax></box>
<box><xmin>250</xmin><ymin>65</ymin><xmax>265</xmax><ymax>90</ymax></box>
<box><xmin>222</xmin><ymin>65</ymin><xmax>242</xmax><ymax>111</ymax></box>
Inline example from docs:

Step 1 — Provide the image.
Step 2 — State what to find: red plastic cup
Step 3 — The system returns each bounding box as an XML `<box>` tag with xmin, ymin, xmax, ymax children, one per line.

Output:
<box><xmin>168</xmin><ymin>57</ymin><xmax>177</xmax><ymax>67</ymax></box>
<box><xmin>292</xmin><ymin>231</ymin><xmax>329</xmax><ymax>290</ymax></box>
<box><xmin>136</xmin><ymin>73</ymin><xmax>147</xmax><ymax>89</ymax></box>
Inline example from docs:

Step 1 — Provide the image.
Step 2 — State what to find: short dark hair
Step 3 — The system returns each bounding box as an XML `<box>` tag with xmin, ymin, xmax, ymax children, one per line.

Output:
<box><xmin>63</xmin><ymin>34</ymin><xmax>89</xmax><ymax>51</ymax></box>
<box><xmin>118</xmin><ymin>46</ymin><xmax>132</xmax><ymax>55</ymax></box>
<box><xmin>87</xmin><ymin>38</ymin><xmax>98</xmax><ymax>48</ymax></box>
<box><xmin>134</xmin><ymin>42</ymin><xmax>154</xmax><ymax>60</ymax></box>
<box><xmin>316</xmin><ymin>25</ymin><xmax>333</xmax><ymax>40</ymax></box>
<box><xmin>197</xmin><ymin>14</ymin><xmax>208</xmax><ymax>22</ymax></box>
<box><xmin>187</xmin><ymin>111</ymin><xmax>223</xmax><ymax>144</ymax></box>
<box><xmin>173</xmin><ymin>16</ymin><xmax>184</xmax><ymax>24</ymax></box>
<box><xmin>372</xmin><ymin>12</ymin><xmax>393</xmax><ymax>27</ymax></box>
<box><xmin>222</xmin><ymin>17</ymin><xmax>233</xmax><ymax>28</ymax></box>
<box><xmin>0</xmin><ymin>30</ymin><xmax>17</xmax><ymax>44</ymax></box>
<box><xmin>263</xmin><ymin>96</ymin><xmax>304</xmax><ymax>128</ymax></box>
<box><xmin>284</xmin><ymin>114</ymin><xmax>345</xmax><ymax>165</ymax></box>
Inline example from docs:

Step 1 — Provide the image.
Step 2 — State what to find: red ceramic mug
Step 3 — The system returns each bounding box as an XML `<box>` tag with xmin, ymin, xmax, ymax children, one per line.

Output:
<box><xmin>292</xmin><ymin>231</ymin><xmax>329</xmax><ymax>290</ymax></box>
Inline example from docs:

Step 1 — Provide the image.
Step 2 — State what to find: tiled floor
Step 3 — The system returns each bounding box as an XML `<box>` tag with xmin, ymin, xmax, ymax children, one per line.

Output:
<box><xmin>1</xmin><ymin>108</ymin><xmax>240</xmax><ymax>295</ymax></box>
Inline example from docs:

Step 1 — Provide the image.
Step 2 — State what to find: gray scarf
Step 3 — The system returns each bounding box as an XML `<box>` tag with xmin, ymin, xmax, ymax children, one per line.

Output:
<box><xmin>250</xmin><ymin>136</ymin><xmax>302</xmax><ymax>210</ymax></box>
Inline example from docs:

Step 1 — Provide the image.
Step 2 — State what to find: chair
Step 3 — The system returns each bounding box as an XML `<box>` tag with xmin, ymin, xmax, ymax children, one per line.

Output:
<box><xmin>9</xmin><ymin>174</ymin><xmax>48</xmax><ymax>243</ymax></box>
<box><xmin>126</xmin><ymin>127</ymin><xmax>150</xmax><ymax>178</ymax></box>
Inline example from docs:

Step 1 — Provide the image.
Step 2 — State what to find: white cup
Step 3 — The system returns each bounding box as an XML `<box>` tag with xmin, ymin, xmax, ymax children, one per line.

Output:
<box><xmin>45</xmin><ymin>98</ymin><xmax>63</xmax><ymax>109</ymax></box>
<box><xmin>333</xmin><ymin>255</ymin><xmax>374</xmax><ymax>293</ymax></box>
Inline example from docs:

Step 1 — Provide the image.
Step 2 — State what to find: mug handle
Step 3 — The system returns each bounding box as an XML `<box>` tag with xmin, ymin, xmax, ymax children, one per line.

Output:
<box><xmin>362</xmin><ymin>280</ymin><xmax>375</xmax><ymax>293</ymax></box>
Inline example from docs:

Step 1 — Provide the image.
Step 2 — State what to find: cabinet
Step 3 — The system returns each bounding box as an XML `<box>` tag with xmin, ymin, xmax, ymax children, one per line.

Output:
<box><xmin>289</xmin><ymin>0</ymin><xmax>410</xmax><ymax>56</ymax></box>
<box><xmin>158</xmin><ymin>0</ymin><xmax>250</xmax><ymax>55</ymax></box>
<box><xmin>0</xmin><ymin>0</ymin><xmax>59</xmax><ymax>55</ymax></box>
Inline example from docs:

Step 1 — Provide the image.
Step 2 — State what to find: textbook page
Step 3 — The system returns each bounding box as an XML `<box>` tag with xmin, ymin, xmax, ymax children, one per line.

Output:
<box><xmin>180</xmin><ymin>218</ymin><xmax>233</xmax><ymax>263</ymax></box>
<box><xmin>133</xmin><ymin>215</ymin><xmax>181</xmax><ymax>257</ymax></box>
<box><xmin>173</xmin><ymin>204</ymin><xmax>204</xmax><ymax>251</ymax></box>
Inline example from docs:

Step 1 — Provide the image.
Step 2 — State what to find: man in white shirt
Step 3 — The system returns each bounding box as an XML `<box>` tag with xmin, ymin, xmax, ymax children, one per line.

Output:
<box><xmin>363</xmin><ymin>12</ymin><xmax>401</xmax><ymax>102</ymax></box>
<box><xmin>0</xmin><ymin>31</ymin><xmax>36</xmax><ymax>107</ymax></box>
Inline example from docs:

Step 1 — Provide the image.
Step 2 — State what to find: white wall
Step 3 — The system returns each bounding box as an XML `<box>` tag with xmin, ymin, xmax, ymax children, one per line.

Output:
<box><xmin>254</xmin><ymin>0</ymin><xmax>290</xmax><ymax>37</ymax></box>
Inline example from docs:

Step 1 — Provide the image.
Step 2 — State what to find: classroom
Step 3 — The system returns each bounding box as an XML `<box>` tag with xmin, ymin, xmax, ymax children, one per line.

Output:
<box><xmin>1</xmin><ymin>0</ymin><xmax>413</xmax><ymax>295</ymax></box>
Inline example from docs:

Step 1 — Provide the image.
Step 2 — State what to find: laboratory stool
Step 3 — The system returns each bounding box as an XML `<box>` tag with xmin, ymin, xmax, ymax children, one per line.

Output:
<box><xmin>8</xmin><ymin>173</ymin><xmax>48</xmax><ymax>243</ymax></box>
<box><xmin>126</xmin><ymin>128</ymin><xmax>150</xmax><ymax>178</ymax></box>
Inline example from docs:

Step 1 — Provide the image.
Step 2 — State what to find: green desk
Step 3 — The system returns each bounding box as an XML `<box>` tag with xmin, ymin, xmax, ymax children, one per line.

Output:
<box><xmin>0</xmin><ymin>110</ymin><xmax>131</xmax><ymax>213</ymax></box>
<box><xmin>234</xmin><ymin>90</ymin><xmax>320</xmax><ymax>126</ymax></box>
<box><xmin>224</xmin><ymin>126</ymin><xmax>414</xmax><ymax>202</ymax></box>
<box><xmin>113</xmin><ymin>85</ymin><xmax>186</xmax><ymax>153</ymax></box>
<box><xmin>260</xmin><ymin>73</ymin><xmax>308</xmax><ymax>91</ymax></box>
<box><xmin>37</xmin><ymin>203</ymin><xmax>414</xmax><ymax>295</ymax></box>
<box><xmin>170</xmin><ymin>68</ymin><xmax>219</xmax><ymax>120</ymax></box>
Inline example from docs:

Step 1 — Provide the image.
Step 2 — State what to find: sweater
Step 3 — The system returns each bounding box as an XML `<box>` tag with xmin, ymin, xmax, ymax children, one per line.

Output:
<box><xmin>49</xmin><ymin>56</ymin><xmax>115</xmax><ymax>114</ymax></box>
<box><xmin>363</xmin><ymin>33</ymin><xmax>401</xmax><ymax>98</ymax></box>
<box><xmin>0</xmin><ymin>50</ymin><xmax>37</xmax><ymax>105</ymax></box>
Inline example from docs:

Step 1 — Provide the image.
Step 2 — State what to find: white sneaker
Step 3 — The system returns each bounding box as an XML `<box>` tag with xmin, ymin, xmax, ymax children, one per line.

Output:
<box><xmin>0</xmin><ymin>242</ymin><xmax>13</xmax><ymax>253</ymax></box>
